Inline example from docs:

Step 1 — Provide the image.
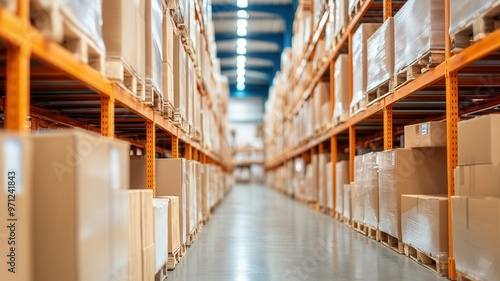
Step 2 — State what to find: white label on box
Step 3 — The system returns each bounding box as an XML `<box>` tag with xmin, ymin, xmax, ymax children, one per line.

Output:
<box><xmin>392</xmin><ymin>151</ymin><xmax>395</xmax><ymax>166</ymax></box>
<box><xmin>422</xmin><ymin>123</ymin><xmax>429</xmax><ymax>135</ymax></box>
<box><xmin>110</xmin><ymin>147</ymin><xmax>120</xmax><ymax>190</ymax></box>
<box><xmin>4</xmin><ymin>139</ymin><xmax>22</xmax><ymax>193</ymax></box>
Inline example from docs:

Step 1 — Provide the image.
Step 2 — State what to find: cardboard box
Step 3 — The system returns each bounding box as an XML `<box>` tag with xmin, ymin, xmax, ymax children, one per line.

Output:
<box><xmin>455</xmin><ymin>164</ymin><xmax>500</xmax><ymax>197</ymax></box>
<box><xmin>333</xmin><ymin>54</ymin><xmax>349</xmax><ymax>124</ymax></box>
<box><xmin>335</xmin><ymin>160</ymin><xmax>350</xmax><ymax>214</ymax></box>
<box><xmin>186</xmin><ymin>160</ymin><xmax>197</xmax><ymax>234</ymax></box>
<box><xmin>152</xmin><ymin>198</ymin><xmax>169</xmax><ymax>272</ymax></box>
<box><xmin>33</xmin><ymin>130</ymin><xmax>130</xmax><ymax>281</ymax></box>
<box><xmin>314</xmin><ymin>82</ymin><xmax>330</xmax><ymax>131</ymax></box>
<box><xmin>404</xmin><ymin>121</ymin><xmax>447</xmax><ymax>148</ymax></box>
<box><xmin>103</xmin><ymin>0</ymin><xmax>146</xmax><ymax>79</ymax></box>
<box><xmin>311</xmin><ymin>154</ymin><xmax>319</xmax><ymax>202</ymax></box>
<box><xmin>318</xmin><ymin>154</ymin><xmax>327</xmax><ymax>208</ymax></box>
<box><xmin>352</xmin><ymin>181</ymin><xmax>365</xmax><ymax>223</ymax></box>
<box><xmin>142</xmin><ymin>243</ymin><xmax>155</xmax><ymax>281</ymax></box>
<box><xmin>0</xmin><ymin>135</ymin><xmax>33</xmax><ymax>281</ymax></box>
<box><xmin>351</xmin><ymin>23</ymin><xmax>382</xmax><ymax>113</ymax></box>
<box><xmin>160</xmin><ymin>196</ymin><xmax>181</xmax><ymax>253</ymax></box>
<box><xmin>145</xmin><ymin>0</ymin><xmax>163</xmax><ymax>94</ymax></box>
<box><xmin>162</xmin><ymin>11</ymin><xmax>174</xmax><ymax>67</ymax></box>
<box><xmin>378</xmin><ymin>148</ymin><xmax>448</xmax><ymax>239</ymax></box>
<box><xmin>173</xmin><ymin>34</ymin><xmax>187</xmax><ymax>116</ymax></box>
<box><xmin>196</xmin><ymin>163</ymin><xmax>203</xmax><ymax>224</ymax></box>
<box><xmin>401</xmin><ymin>194</ymin><xmax>448</xmax><ymax>258</ymax></box>
<box><xmin>326</xmin><ymin>162</ymin><xmax>333</xmax><ymax>209</ymax></box>
<box><xmin>343</xmin><ymin>184</ymin><xmax>352</xmax><ymax>220</ymax></box>
<box><xmin>140</xmin><ymin>190</ymin><xmax>154</xmax><ymax>248</ymax></box>
<box><xmin>201</xmin><ymin>164</ymin><xmax>210</xmax><ymax>221</ymax></box>
<box><xmin>458</xmin><ymin>114</ymin><xmax>500</xmax><ymax>165</ymax></box>
<box><xmin>452</xmin><ymin>196</ymin><xmax>500</xmax><ymax>280</ymax></box>
<box><xmin>128</xmin><ymin>191</ymin><xmax>143</xmax><ymax>281</ymax></box>
<box><xmin>155</xmin><ymin>158</ymin><xmax>188</xmax><ymax>245</ymax></box>
<box><xmin>362</xmin><ymin>152</ymin><xmax>379</xmax><ymax>228</ymax></box>
<box><xmin>367</xmin><ymin>17</ymin><xmax>394</xmax><ymax>92</ymax></box>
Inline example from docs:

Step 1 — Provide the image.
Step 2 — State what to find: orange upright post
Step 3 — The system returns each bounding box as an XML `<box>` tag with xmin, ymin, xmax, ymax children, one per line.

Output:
<box><xmin>146</xmin><ymin>120</ymin><xmax>156</xmax><ymax>195</ymax></box>
<box><xmin>5</xmin><ymin>42</ymin><xmax>30</xmax><ymax>132</ymax></box>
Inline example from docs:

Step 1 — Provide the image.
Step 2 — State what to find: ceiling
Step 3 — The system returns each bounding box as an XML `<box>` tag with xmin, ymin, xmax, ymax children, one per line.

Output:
<box><xmin>212</xmin><ymin>0</ymin><xmax>296</xmax><ymax>99</ymax></box>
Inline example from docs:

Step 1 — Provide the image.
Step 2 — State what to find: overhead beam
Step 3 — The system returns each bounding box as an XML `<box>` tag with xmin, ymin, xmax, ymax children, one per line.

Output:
<box><xmin>222</xmin><ymin>66</ymin><xmax>274</xmax><ymax>78</ymax></box>
<box><xmin>212</xmin><ymin>4</ymin><xmax>292</xmax><ymax>19</ymax></box>
<box><xmin>217</xmin><ymin>51</ymin><xmax>280</xmax><ymax>65</ymax></box>
<box><xmin>229</xmin><ymin>83</ymin><xmax>269</xmax><ymax>93</ymax></box>
<box><xmin>215</xmin><ymin>33</ymin><xmax>283</xmax><ymax>49</ymax></box>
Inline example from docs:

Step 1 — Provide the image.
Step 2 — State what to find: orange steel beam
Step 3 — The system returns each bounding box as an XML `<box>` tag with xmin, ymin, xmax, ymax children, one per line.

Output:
<box><xmin>146</xmin><ymin>121</ymin><xmax>156</xmax><ymax>195</ymax></box>
<box><xmin>383</xmin><ymin>0</ymin><xmax>392</xmax><ymax>20</ymax></box>
<box><xmin>101</xmin><ymin>96</ymin><xmax>115</xmax><ymax>137</ymax></box>
<box><xmin>331</xmin><ymin>135</ymin><xmax>337</xmax><ymax>217</ymax></box>
<box><xmin>172</xmin><ymin>135</ymin><xmax>179</xmax><ymax>158</ymax></box>
<box><xmin>445</xmin><ymin>0</ymin><xmax>457</xmax><ymax>278</ymax></box>
<box><xmin>5</xmin><ymin>42</ymin><xmax>30</xmax><ymax>132</ymax></box>
<box><xmin>186</xmin><ymin>143</ymin><xmax>192</xmax><ymax>160</ymax></box>
<box><xmin>349</xmin><ymin>126</ymin><xmax>356</xmax><ymax>182</ymax></box>
<box><xmin>383</xmin><ymin>106</ymin><xmax>393</xmax><ymax>150</ymax></box>
<box><xmin>330</xmin><ymin>61</ymin><xmax>335</xmax><ymax>122</ymax></box>
<box><xmin>18</xmin><ymin>0</ymin><xmax>29</xmax><ymax>20</ymax></box>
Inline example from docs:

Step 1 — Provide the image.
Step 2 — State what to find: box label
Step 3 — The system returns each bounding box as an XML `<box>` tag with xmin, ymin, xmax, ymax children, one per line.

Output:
<box><xmin>422</xmin><ymin>123</ymin><xmax>429</xmax><ymax>135</ymax></box>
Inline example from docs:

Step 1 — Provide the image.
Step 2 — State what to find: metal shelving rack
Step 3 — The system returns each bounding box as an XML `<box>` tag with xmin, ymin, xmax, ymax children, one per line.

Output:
<box><xmin>0</xmin><ymin>1</ymin><xmax>232</xmax><ymax>194</ymax></box>
<box><xmin>265</xmin><ymin>0</ymin><xmax>500</xmax><ymax>279</ymax></box>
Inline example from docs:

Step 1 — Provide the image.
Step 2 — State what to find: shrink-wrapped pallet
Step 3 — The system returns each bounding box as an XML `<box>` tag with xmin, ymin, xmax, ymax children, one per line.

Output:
<box><xmin>335</xmin><ymin>160</ymin><xmax>350</xmax><ymax>215</ymax></box>
<box><xmin>333</xmin><ymin>54</ymin><xmax>349</xmax><ymax>125</ymax></box>
<box><xmin>367</xmin><ymin>18</ymin><xmax>394</xmax><ymax>93</ymax></box>
<box><xmin>350</xmin><ymin>24</ymin><xmax>380</xmax><ymax>115</ymax></box>
<box><xmin>152</xmin><ymin>198</ymin><xmax>169</xmax><ymax>273</ymax></box>
<box><xmin>450</xmin><ymin>0</ymin><xmax>500</xmax><ymax>36</ymax></box>
<box><xmin>314</xmin><ymin>82</ymin><xmax>330</xmax><ymax>131</ymax></box>
<box><xmin>326</xmin><ymin>161</ymin><xmax>334</xmax><ymax>209</ymax></box>
<box><xmin>324</xmin><ymin>0</ymin><xmax>335</xmax><ymax>52</ymax></box>
<box><xmin>334</xmin><ymin>0</ymin><xmax>348</xmax><ymax>37</ymax></box>
<box><xmin>394</xmin><ymin>0</ymin><xmax>445</xmax><ymax>74</ymax></box>
<box><xmin>362</xmin><ymin>152</ymin><xmax>379</xmax><ymax>228</ymax></box>
<box><xmin>343</xmin><ymin>184</ymin><xmax>352</xmax><ymax>220</ymax></box>
<box><xmin>173</xmin><ymin>35</ymin><xmax>187</xmax><ymax>117</ymax></box>
<box><xmin>401</xmin><ymin>194</ymin><xmax>448</xmax><ymax>265</ymax></box>
<box><xmin>146</xmin><ymin>0</ymin><xmax>163</xmax><ymax>95</ymax></box>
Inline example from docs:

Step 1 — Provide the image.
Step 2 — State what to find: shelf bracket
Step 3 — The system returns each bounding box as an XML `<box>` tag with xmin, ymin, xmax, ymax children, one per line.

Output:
<box><xmin>185</xmin><ymin>143</ymin><xmax>192</xmax><ymax>160</ymax></box>
<box><xmin>146</xmin><ymin>120</ymin><xmax>156</xmax><ymax>195</ymax></box>
<box><xmin>172</xmin><ymin>135</ymin><xmax>179</xmax><ymax>158</ymax></box>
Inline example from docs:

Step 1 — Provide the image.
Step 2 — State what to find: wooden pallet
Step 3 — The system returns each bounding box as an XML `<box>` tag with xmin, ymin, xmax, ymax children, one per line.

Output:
<box><xmin>457</xmin><ymin>271</ymin><xmax>482</xmax><ymax>281</ymax></box>
<box><xmin>380</xmin><ymin>231</ymin><xmax>404</xmax><ymax>254</ymax></box>
<box><xmin>352</xmin><ymin>220</ymin><xmax>367</xmax><ymax>235</ymax></box>
<box><xmin>333</xmin><ymin>112</ymin><xmax>349</xmax><ymax>127</ymax></box>
<box><xmin>309</xmin><ymin>202</ymin><xmax>320</xmax><ymax>211</ymax></box>
<box><xmin>179</xmin><ymin>243</ymin><xmax>187</xmax><ymax>258</ymax></box>
<box><xmin>350</xmin><ymin>99</ymin><xmax>367</xmax><ymax>117</ymax></box>
<box><xmin>334</xmin><ymin>211</ymin><xmax>343</xmax><ymax>221</ymax></box>
<box><xmin>145</xmin><ymin>81</ymin><xmax>164</xmax><ymax>114</ymax></box>
<box><xmin>343</xmin><ymin>217</ymin><xmax>351</xmax><ymax>226</ymax></box>
<box><xmin>155</xmin><ymin>261</ymin><xmax>168</xmax><ymax>281</ymax></box>
<box><xmin>451</xmin><ymin>4</ymin><xmax>500</xmax><ymax>53</ymax></box>
<box><xmin>364</xmin><ymin>224</ymin><xmax>381</xmax><ymax>241</ymax></box>
<box><xmin>394</xmin><ymin>51</ymin><xmax>446</xmax><ymax>90</ymax></box>
<box><xmin>186</xmin><ymin>228</ymin><xmax>197</xmax><ymax>246</ymax></box>
<box><xmin>335</xmin><ymin>27</ymin><xmax>346</xmax><ymax>45</ymax></box>
<box><xmin>404</xmin><ymin>244</ymin><xmax>448</xmax><ymax>277</ymax></box>
<box><xmin>105</xmin><ymin>57</ymin><xmax>145</xmax><ymax>100</ymax></box>
<box><xmin>31</xmin><ymin>1</ymin><xmax>105</xmax><ymax>74</ymax></box>
<box><xmin>367</xmin><ymin>79</ymin><xmax>393</xmax><ymax>106</ymax></box>
<box><xmin>173</xmin><ymin>111</ymin><xmax>189</xmax><ymax>132</ymax></box>
<box><xmin>349</xmin><ymin>0</ymin><xmax>365</xmax><ymax>20</ymax></box>
<box><xmin>167</xmin><ymin>246</ymin><xmax>181</xmax><ymax>270</ymax></box>
<box><xmin>202</xmin><ymin>213</ymin><xmax>211</xmax><ymax>224</ymax></box>
<box><xmin>163</xmin><ymin>100</ymin><xmax>175</xmax><ymax>121</ymax></box>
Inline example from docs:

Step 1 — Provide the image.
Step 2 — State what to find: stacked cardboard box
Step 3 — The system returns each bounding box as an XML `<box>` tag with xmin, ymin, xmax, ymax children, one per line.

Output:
<box><xmin>334</xmin><ymin>0</ymin><xmax>348</xmax><ymax>38</ymax></box>
<box><xmin>362</xmin><ymin>152</ymin><xmax>379</xmax><ymax>229</ymax></box>
<box><xmin>314</xmin><ymin>82</ymin><xmax>330</xmax><ymax>132</ymax></box>
<box><xmin>378</xmin><ymin>126</ymin><xmax>448</xmax><ymax>241</ymax></box>
<box><xmin>28</xmin><ymin>130</ymin><xmax>134</xmax><ymax>281</ymax></box>
<box><xmin>352</xmin><ymin>155</ymin><xmax>364</xmax><ymax>223</ymax></box>
<box><xmin>335</xmin><ymin>160</ymin><xmax>350</xmax><ymax>216</ymax></box>
<box><xmin>152</xmin><ymin>198</ymin><xmax>169</xmax><ymax>273</ymax></box>
<box><xmin>162</xmin><ymin>11</ymin><xmax>176</xmax><ymax>107</ymax></box>
<box><xmin>0</xmin><ymin>135</ymin><xmax>33</xmax><ymax>281</ymax></box>
<box><xmin>452</xmin><ymin>114</ymin><xmax>500</xmax><ymax>280</ymax></box>
<box><xmin>333</xmin><ymin>54</ymin><xmax>349</xmax><ymax>126</ymax></box>
<box><xmin>350</xmin><ymin>23</ymin><xmax>380</xmax><ymax>115</ymax></box>
<box><xmin>394</xmin><ymin>0</ymin><xmax>445</xmax><ymax>75</ymax></box>
<box><xmin>367</xmin><ymin>18</ymin><xmax>394</xmax><ymax>93</ymax></box>
<box><xmin>318</xmin><ymin>154</ymin><xmax>331</xmax><ymax>209</ymax></box>
<box><xmin>161</xmin><ymin>196</ymin><xmax>181</xmax><ymax>254</ymax></box>
<box><xmin>145</xmin><ymin>0</ymin><xmax>163</xmax><ymax>97</ymax></box>
<box><xmin>343</xmin><ymin>184</ymin><xmax>352</xmax><ymax>221</ymax></box>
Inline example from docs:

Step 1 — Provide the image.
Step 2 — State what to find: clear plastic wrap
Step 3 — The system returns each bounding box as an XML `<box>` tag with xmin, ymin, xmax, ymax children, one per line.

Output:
<box><xmin>350</xmin><ymin>24</ymin><xmax>381</xmax><ymax>112</ymax></box>
<box><xmin>343</xmin><ymin>184</ymin><xmax>351</xmax><ymax>220</ymax></box>
<box><xmin>449</xmin><ymin>0</ymin><xmax>499</xmax><ymax>35</ymax></box>
<box><xmin>335</xmin><ymin>160</ymin><xmax>350</xmax><ymax>214</ymax></box>
<box><xmin>326</xmin><ymin>161</ymin><xmax>334</xmax><ymax>209</ymax></box>
<box><xmin>394</xmin><ymin>0</ymin><xmax>445</xmax><ymax>74</ymax></box>
<box><xmin>333</xmin><ymin>54</ymin><xmax>349</xmax><ymax>123</ymax></box>
<box><xmin>348</xmin><ymin>0</ymin><xmax>356</xmax><ymax>16</ymax></box>
<box><xmin>173</xmin><ymin>35</ymin><xmax>187</xmax><ymax>116</ymax></box>
<box><xmin>367</xmin><ymin>18</ymin><xmax>394</xmax><ymax>92</ymax></box>
<box><xmin>314</xmin><ymin>82</ymin><xmax>330</xmax><ymax>131</ymax></box>
<box><xmin>352</xmin><ymin>181</ymin><xmax>364</xmax><ymax>222</ymax></box>
<box><xmin>362</xmin><ymin>152</ymin><xmax>379</xmax><ymax>228</ymax></box>
<box><xmin>146</xmin><ymin>0</ymin><xmax>163</xmax><ymax>93</ymax></box>
<box><xmin>452</xmin><ymin>196</ymin><xmax>500</xmax><ymax>280</ymax></box>
<box><xmin>378</xmin><ymin>149</ymin><xmax>448</xmax><ymax>239</ymax></box>
<box><xmin>152</xmin><ymin>198</ymin><xmax>169</xmax><ymax>272</ymax></box>
<box><xmin>334</xmin><ymin>0</ymin><xmax>348</xmax><ymax>37</ymax></box>
<box><xmin>354</xmin><ymin>154</ymin><xmax>363</xmax><ymax>181</ymax></box>
<box><xmin>325</xmin><ymin>0</ymin><xmax>335</xmax><ymax>52</ymax></box>
<box><xmin>401</xmin><ymin>194</ymin><xmax>448</xmax><ymax>261</ymax></box>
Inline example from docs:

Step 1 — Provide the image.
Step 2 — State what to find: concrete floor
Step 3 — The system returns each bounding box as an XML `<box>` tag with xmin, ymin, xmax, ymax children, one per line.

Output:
<box><xmin>168</xmin><ymin>183</ymin><xmax>449</xmax><ymax>281</ymax></box>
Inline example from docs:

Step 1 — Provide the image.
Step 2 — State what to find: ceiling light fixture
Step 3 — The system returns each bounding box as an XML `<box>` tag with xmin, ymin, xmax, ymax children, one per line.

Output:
<box><xmin>236</xmin><ymin>46</ymin><xmax>247</xmax><ymax>55</ymax></box>
<box><xmin>237</xmin><ymin>19</ymin><xmax>248</xmax><ymax>29</ymax></box>
<box><xmin>237</xmin><ymin>38</ymin><xmax>247</xmax><ymax>47</ymax></box>
<box><xmin>237</xmin><ymin>76</ymin><xmax>245</xmax><ymax>83</ymax></box>
<box><xmin>237</xmin><ymin>55</ymin><xmax>246</xmax><ymax>64</ymax></box>
<box><xmin>237</xmin><ymin>68</ymin><xmax>246</xmax><ymax>76</ymax></box>
<box><xmin>237</xmin><ymin>82</ymin><xmax>245</xmax><ymax>91</ymax></box>
<box><xmin>237</xmin><ymin>0</ymin><xmax>248</xmax><ymax>8</ymax></box>
<box><xmin>237</xmin><ymin>10</ymin><xmax>248</xmax><ymax>19</ymax></box>
<box><xmin>237</xmin><ymin>27</ymin><xmax>247</xmax><ymax>36</ymax></box>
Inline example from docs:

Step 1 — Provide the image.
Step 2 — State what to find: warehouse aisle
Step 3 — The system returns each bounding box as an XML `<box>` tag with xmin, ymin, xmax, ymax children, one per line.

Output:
<box><xmin>168</xmin><ymin>184</ymin><xmax>448</xmax><ymax>281</ymax></box>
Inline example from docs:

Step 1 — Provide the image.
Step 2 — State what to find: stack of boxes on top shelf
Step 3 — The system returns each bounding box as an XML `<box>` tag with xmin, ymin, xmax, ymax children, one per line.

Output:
<box><xmin>0</xmin><ymin>129</ymin><xmax>234</xmax><ymax>281</ymax></box>
<box><xmin>349</xmin><ymin>0</ymin><xmax>445</xmax><ymax>117</ymax></box>
<box><xmin>28</xmin><ymin>0</ymin><xmax>230</xmax><ymax>163</ymax></box>
<box><xmin>453</xmin><ymin>115</ymin><xmax>500</xmax><ymax>280</ymax></box>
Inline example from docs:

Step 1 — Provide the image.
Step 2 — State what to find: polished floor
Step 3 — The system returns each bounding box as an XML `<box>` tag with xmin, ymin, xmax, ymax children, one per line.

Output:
<box><xmin>168</xmin><ymin>183</ymin><xmax>449</xmax><ymax>281</ymax></box>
